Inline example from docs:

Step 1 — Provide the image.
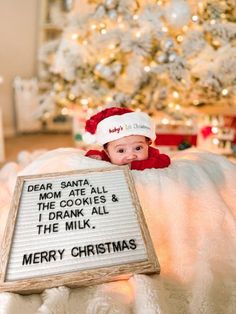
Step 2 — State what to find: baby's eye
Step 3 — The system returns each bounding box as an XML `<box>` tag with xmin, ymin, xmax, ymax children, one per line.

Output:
<box><xmin>135</xmin><ymin>146</ymin><xmax>143</xmax><ymax>151</ymax></box>
<box><xmin>117</xmin><ymin>148</ymin><xmax>125</xmax><ymax>153</ymax></box>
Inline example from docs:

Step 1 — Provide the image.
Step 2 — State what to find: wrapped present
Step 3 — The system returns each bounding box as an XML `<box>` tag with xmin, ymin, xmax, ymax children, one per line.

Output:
<box><xmin>154</xmin><ymin>117</ymin><xmax>198</xmax><ymax>151</ymax></box>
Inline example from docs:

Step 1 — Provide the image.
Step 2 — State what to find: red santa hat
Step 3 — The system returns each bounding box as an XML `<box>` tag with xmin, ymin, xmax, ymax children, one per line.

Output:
<box><xmin>83</xmin><ymin>107</ymin><xmax>156</xmax><ymax>145</ymax></box>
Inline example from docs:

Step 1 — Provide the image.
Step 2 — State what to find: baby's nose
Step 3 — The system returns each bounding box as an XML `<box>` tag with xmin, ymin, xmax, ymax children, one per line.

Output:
<box><xmin>126</xmin><ymin>153</ymin><xmax>137</xmax><ymax>161</ymax></box>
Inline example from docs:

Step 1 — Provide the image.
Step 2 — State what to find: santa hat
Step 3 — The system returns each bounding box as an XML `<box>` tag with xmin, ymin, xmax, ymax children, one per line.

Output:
<box><xmin>83</xmin><ymin>107</ymin><xmax>156</xmax><ymax>145</ymax></box>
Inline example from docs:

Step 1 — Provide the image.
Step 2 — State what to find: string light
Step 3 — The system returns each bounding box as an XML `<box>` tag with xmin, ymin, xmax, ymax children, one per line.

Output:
<box><xmin>99</xmin><ymin>23</ymin><xmax>106</xmax><ymax>29</ymax></box>
<box><xmin>150</xmin><ymin>61</ymin><xmax>157</xmax><ymax>67</ymax></box>
<box><xmin>212</xmin><ymin>39</ymin><xmax>220</xmax><ymax>47</ymax></box>
<box><xmin>176</xmin><ymin>35</ymin><xmax>184</xmax><ymax>42</ymax></box>
<box><xmin>80</xmin><ymin>98</ymin><xmax>89</xmax><ymax>106</ymax></box>
<box><xmin>212</xmin><ymin>126</ymin><xmax>219</xmax><ymax>134</ymax></box>
<box><xmin>68</xmin><ymin>93</ymin><xmax>75</xmax><ymax>101</ymax></box>
<box><xmin>105</xmin><ymin>96</ymin><xmax>113</xmax><ymax>102</ymax></box>
<box><xmin>144</xmin><ymin>66</ymin><xmax>151</xmax><ymax>72</ymax></box>
<box><xmin>193</xmin><ymin>99</ymin><xmax>200</xmax><ymax>106</ymax></box>
<box><xmin>54</xmin><ymin>82</ymin><xmax>63</xmax><ymax>91</ymax></box>
<box><xmin>192</xmin><ymin>15</ymin><xmax>199</xmax><ymax>22</ymax></box>
<box><xmin>168</xmin><ymin>102</ymin><xmax>174</xmax><ymax>108</ymax></box>
<box><xmin>186</xmin><ymin>119</ymin><xmax>193</xmax><ymax>126</ymax></box>
<box><xmin>90</xmin><ymin>24</ymin><xmax>97</xmax><ymax>30</ymax></box>
<box><xmin>173</xmin><ymin>91</ymin><xmax>179</xmax><ymax>99</ymax></box>
<box><xmin>212</xmin><ymin>138</ymin><xmax>220</xmax><ymax>145</ymax></box>
<box><xmin>71</xmin><ymin>33</ymin><xmax>78</xmax><ymax>40</ymax></box>
<box><xmin>161</xmin><ymin>118</ymin><xmax>170</xmax><ymax>125</ymax></box>
<box><xmin>222</xmin><ymin>89</ymin><xmax>228</xmax><ymax>96</ymax></box>
<box><xmin>198</xmin><ymin>2</ymin><xmax>204</xmax><ymax>9</ymax></box>
<box><xmin>161</xmin><ymin>26</ymin><xmax>168</xmax><ymax>33</ymax></box>
<box><xmin>99</xmin><ymin>58</ymin><xmax>106</xmax><ymax>64</ymax></box>
<box><xmin>108</xmin><ymin>43</ymin><xmax>116</xmax><ymax>50</ymax></box>
<box><xmin>61</xmin><ymin>107</ymin><xmax>69</xmax><ymax>115</ymax></box>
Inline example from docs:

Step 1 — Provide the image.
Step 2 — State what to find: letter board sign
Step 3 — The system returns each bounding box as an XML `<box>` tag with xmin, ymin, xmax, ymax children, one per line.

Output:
<box><xmin>0</xmin><ymin>166</ymin><xmax>159</xmax><ymax>293</ymax></box>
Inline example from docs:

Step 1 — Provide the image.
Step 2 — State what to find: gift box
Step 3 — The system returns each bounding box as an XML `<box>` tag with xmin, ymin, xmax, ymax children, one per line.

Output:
<box><xmin>154</xmin><ymin>122</ymin><xmax>198</xmax><ymax>151</ymax></box>
<box><xmin>155</xmin><ymin>133</ymin><xmax>197</xmax><ymax>147</ymax></box>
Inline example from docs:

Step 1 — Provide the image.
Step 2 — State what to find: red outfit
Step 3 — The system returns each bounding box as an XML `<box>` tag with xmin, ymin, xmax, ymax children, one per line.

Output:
<box><xmin>85</xmin><ymin>146</ymin><xmax>171</xmax><ymax>171</ymax></box>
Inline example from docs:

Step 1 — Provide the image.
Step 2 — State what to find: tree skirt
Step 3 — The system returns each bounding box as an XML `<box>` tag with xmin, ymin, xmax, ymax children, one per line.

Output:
<box><xmin>0</xmin><ymin>148</ymin><xmax>236</xmax><ymax>314</ymax></box>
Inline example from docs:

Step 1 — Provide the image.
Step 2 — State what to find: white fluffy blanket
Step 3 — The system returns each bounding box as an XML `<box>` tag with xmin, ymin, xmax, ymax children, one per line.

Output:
<box><xmin>0</xmin><ymin>148</ymin><xmax>236</xmax><ymax>314</ymax></box>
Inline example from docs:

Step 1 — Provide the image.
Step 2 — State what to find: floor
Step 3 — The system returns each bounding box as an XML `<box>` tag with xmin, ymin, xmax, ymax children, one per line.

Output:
<box><xmin>3</xmin><ymin>133</ymin><xmax>76</xmax><ymax>164</ymax></box>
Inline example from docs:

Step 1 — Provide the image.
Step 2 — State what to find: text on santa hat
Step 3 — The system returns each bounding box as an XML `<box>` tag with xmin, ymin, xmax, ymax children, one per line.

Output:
<box><xmin>109</xmin><ymin>123</ymin><xmax>150</xmax><ymax>134</ymax></box>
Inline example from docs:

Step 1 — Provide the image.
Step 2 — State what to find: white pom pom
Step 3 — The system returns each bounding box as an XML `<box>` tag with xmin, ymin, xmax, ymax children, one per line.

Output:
<box><xmin>82</xmin><ymin>132</ymin><xmax>97</xmax><ymax>144</ymax></box>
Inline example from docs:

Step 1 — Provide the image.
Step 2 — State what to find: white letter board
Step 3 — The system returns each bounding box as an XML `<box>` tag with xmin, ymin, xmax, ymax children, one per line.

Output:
<box><xmin>0</xmin><ymin>166</ymin><xmax>159</xmax><ymax>294</ymax></box>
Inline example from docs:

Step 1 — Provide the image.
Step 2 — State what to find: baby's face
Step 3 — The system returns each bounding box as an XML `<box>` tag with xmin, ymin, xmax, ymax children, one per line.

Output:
<box><xmin>105</xmin><ymin>135</ymin><xmax>150</xmax><ymax>166</ymax></box>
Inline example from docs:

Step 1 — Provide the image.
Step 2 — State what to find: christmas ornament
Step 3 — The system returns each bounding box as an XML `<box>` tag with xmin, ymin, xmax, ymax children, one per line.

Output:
<box><xmin>108</xmin><ymin>9</ymin><xmax>118</xmax><ymax>20</ymax></box>
<box><xmin>105</xmin><ymin>0</ymin><xmax>117</xmax><ymax>10</ymax></box>
<box><xmin>168</xmin><ymin>52</ymin><xmax>177</xmax><ymax>62</ymax></box>
<box><xmin>62</xmin><ymin>0</ymin><xmax>74</xmax><ymax>12</ymax></box>
<box><xmin>94</xmin><ymin>63</ymin><xmax>112</xmax><ymax>80</ymax></box>
<box><xmin>165</xmin><ymin>0</ymin><xmax>191</xmax><ymax>28</ymax></box>
<box><xmin>157</xmin><ymin>53</ymin><xmax>168</xmax><ymax>63</ymax></box>
<box><xmin>162</xmin><ymin>38</ymin><xmax>174</xmax><ymax>51</ymax></box>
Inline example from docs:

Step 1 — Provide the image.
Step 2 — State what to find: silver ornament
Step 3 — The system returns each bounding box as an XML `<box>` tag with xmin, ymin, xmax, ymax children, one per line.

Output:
<box><xmin>102</xmin><ymin>66</ymin><xmax>113</xmax><ymax>78</ymax></box>
<box><xmin>168</xmin><ymin>52</ymin><xmax>177</xmax><ymax>62</ymax></box>
<box><xmin>157</xmin><ymin>53</ymin><xmax>168</xmax><ymax>63</ymax></box>
<box><xmin>162</xmin><ymin>38</ymin><xmax>174</xmax><ymax>51</ymax></box>
<box><xmin>108</xmin><ymin>9</ymin><xmax>118</xmax><ymax>20</ymax></box>
<box><xmin>105</xmin><ymin>0</ymin><xmax>117</xmax><ymax>10</ymax></box>
<box><xmin>62</xmin><ymin>0</ymin><xmax>74</xmax><ymax>12</ymax></box>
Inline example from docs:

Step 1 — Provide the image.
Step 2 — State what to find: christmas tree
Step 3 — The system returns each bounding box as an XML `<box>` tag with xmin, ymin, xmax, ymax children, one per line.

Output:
<box><xmin>38</xmin><ymin>0</ymin><xmax>236</xmax><ymax>121</ymax></box>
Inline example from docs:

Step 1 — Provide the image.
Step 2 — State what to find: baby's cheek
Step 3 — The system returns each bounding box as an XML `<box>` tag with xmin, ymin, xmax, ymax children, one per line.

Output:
<box><xmin>137</xmin><ymin>150</ymin><xmax>149</xmax><ymax>160</ymax></box>
<box><xmin>110</xmin><ymin>155</ymin><xmax>125</xmax><ymax>165</ymax></box>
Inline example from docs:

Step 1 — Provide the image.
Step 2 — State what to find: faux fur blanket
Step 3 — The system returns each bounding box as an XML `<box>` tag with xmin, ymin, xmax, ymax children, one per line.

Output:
<box><xmin>0</xmin><ymin>148</ymin><xmax>236</xmax><ymax>314</ymax></box>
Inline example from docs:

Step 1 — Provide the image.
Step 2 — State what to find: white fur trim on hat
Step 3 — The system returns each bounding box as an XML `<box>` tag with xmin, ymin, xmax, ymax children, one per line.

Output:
<box><xmin>95</xmin><ymin>111</ymin><xmax>156</xmax><ymax>145</ymax></box>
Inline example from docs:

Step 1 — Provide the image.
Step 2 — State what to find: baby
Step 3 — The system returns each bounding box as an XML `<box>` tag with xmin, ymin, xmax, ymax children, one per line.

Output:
<box><xmin>84</xmin><ymin>107</ymin><xmax>171</xmax><ymax>171</ymax></box>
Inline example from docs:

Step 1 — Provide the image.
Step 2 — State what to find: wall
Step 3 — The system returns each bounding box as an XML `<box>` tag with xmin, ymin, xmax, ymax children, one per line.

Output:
<box><xmin>0</xmin><ymin>0</ymin><xmax>39</xmax><ymax>137</ymax></box>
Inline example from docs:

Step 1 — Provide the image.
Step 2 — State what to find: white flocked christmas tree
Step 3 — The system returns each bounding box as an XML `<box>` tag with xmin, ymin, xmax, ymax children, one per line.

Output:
<box><xmin>38</xmin><ymin>0</ymin><xmax>236</xmax><ymax>126</ymax></box>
